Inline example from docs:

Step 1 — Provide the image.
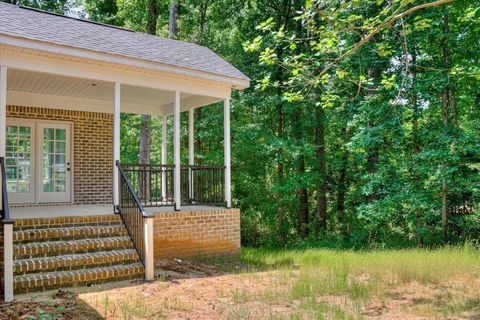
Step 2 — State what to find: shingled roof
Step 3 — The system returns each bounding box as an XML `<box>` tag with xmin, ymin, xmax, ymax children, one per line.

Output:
<box><xmin>0</xmin><ymin>2</ymin><xmax>249</xmax><ymax>82</ymax></box>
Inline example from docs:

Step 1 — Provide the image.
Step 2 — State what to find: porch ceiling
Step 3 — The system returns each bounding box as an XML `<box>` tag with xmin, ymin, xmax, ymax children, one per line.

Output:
<box><xmin>6</xmin><ymin>68</ymin><xmax>223</xmax><ymax>115</ymax></box>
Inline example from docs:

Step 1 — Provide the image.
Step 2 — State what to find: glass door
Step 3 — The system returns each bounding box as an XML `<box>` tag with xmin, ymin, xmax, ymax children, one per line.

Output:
<box><xmin>37</xmin><ymin>122</ymin><xmax>72</xmax><ymax>203</ymax></box>
<box><xmin>5</xmin><ymin>121</ymin><xmax>35</xmax><ymax>204</ymax></box>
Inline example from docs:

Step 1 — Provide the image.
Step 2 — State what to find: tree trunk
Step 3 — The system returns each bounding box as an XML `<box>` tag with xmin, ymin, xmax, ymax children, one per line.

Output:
<box><xmin>277</xmin><ymin>104</ymin><xmax>286</xmax><ymax>243</ymax></box>
<box><xmin>441</xmin><ymin>13</ymin><xmax>456</xmax><ymax>241</ymax></box>
<box><xmin>140</xmin><ymin>0</ymin><xmax>158</xmax><ymax>199</ymax></box>
<box><xmin>292</xmin><ymin>107</ymin><xmax>309</xmax><ymax>237</ymax></box>
<box><xmin>366</xmin><ymin>64</ymin><xmax>380</xmax><ymax>203</ymax></box>
<box><xmin>411</xmin><ymin>48</ymin><xmax>424</xmax><ymax>247</ymax></box>
<box><xmin>146</xmin><ymin>0</ymin><xmax>158</xmax><ymax>35</ymax></box>
<box><xmin>337</xmin><ymin>126</ymin><xmax>350</xmax><ymax>236</ymax></box>
<box><xmin>315</xmin><ymin>107</ymin><xmax>327</xmax><ymax>230</ymax></box>
<box><xmin>169</xmin><ymin>0</ymin><xmax>180</xmax><ymax>39</ymax></box>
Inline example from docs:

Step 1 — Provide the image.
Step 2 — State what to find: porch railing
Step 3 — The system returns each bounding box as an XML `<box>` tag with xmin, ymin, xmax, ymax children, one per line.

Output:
<box><xmin>121</xmin><ymin>163</ymin><xmax>175</xmax><ymax>207</ymax></box>
<box><xmin>181</xmin><ymin>165</ymin><xmax>225</xmax><ymax>206</ymax></box>
<box><xmin>121</xmin><ymin>164</ymin><xmax>226</xmax><ymax>208</ymax></box>
<box><xmin>116</xmin><ymin>161</ymin><xmax>154</xmax><ymax>280</ymax></box>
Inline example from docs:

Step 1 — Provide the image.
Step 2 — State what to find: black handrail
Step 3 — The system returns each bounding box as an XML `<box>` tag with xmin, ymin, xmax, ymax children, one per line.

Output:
<box><xmin>116</xmin><ymin>160</ymin><xmax>148</xmax><ymax>266</ymax></box>
<box><xmin>0</xmin><ymin>157</ymin><xmax>12</xmax><ymax>223</ymax></box>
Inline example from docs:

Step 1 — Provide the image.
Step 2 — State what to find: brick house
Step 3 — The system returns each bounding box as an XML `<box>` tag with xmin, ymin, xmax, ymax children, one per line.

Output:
<box><xmin>0</xmin><ymin>3</ymin><xmax>248</xmax><ymax>301</ymax></box>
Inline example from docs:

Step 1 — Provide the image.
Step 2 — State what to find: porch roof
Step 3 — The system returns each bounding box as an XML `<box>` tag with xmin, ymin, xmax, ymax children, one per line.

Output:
<box><xmin>0</xmin><ymin>2</ymin><xmax>250</xmax><ymax>89</ymax></box>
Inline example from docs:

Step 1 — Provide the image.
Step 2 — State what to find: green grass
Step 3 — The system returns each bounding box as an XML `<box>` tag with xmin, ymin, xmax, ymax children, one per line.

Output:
<box><xmin>240</xmin><ymin>244</ymin><xmax>480</xmax><ymax>284</ymax></box>
<box><xmin>228</xmin><ymin>245</ymin><xmax>480</xmax><ymax>319</ymax></box>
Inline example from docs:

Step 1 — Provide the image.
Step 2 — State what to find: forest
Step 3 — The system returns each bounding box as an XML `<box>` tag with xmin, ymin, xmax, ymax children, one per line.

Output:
<box><xmin>3</xmin><ymin>0</ymin><xmax>479</xmax><ymax>249</ymax></box>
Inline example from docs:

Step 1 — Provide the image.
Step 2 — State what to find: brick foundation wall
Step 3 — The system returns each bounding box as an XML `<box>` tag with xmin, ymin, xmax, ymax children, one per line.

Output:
<box><xmin>7</xmin><ymin>106</ymin><xmax>113</xmax><ymax>205</ymax></box>
<box><xmin>152</xmin><ymin>208</ymin><xmax>241</xmax><ymax>259</ymax></box>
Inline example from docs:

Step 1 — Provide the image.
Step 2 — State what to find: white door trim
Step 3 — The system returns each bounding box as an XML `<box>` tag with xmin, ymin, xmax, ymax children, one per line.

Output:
<box><xmin>6</xmin><ymin>117</ymin><xmax>74</xmax><ymax>205</ymax></box>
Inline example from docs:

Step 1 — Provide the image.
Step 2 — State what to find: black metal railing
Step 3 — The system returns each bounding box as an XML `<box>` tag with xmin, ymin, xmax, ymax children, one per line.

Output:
<box><xmin>0</xmin><ymin>157</ymin><xmax>11</xmax><ymax>222</ymax></box>
<box><xmin>121</xmin><ymin>164</ymin><xmax>175</xmax><ymax>207</ymax></box>
<box><xmin>121</xmin><ymin>163</ymin><xmax>226</xmax><ymax>207</ymax></box>
<box><xmin>116</xmin><ymin>161</ymin><xmax>148</xmax><ymax>265</ymax></box>
<box><xmin>182</xmin><ymin>165</ymin><xmax>226</xmax><ymax>206</ymax></box>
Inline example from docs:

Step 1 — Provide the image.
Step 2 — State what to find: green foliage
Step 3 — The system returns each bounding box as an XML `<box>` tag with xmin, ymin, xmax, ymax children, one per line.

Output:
<box><xmin>6</xmin><ymin>0</ymin><xmax>479</xmax><ymax>249</ymax></box>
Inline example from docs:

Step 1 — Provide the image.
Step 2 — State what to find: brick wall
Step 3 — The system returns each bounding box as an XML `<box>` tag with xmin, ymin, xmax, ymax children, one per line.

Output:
<box><xmin>7</xmin><ymin>106</ymin><xmax>113</xmax><ymax>205</ymax></box>
<box><xmin>152</xmin><ymin>208</ymin><xmax>241</xmax><ymax>259</ymax></box>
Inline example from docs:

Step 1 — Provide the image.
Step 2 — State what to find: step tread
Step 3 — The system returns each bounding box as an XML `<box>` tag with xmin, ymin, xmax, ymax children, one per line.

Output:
<box><xmin>14</xmin><ymin>236</ymin><xmax>135</xmax><ymax>256</ymax></box>
<box><xmin>14</xmin><ymin>262</ymin><xmax>145</xmax><ymax>292</ymax></box>
<box><xmin>14</xmin><ymin>249</ymin><xmax>140</xmax><ymax>273</ymax></box>
<box><xmin>14</xmin><ymin>224</ymin><xmax>127</xmax><ymax>241</ymax></box>
<box><xmin>13</xmin><ymin>214</ymin><xmax>121</xmax><ymax>230</ymax></box>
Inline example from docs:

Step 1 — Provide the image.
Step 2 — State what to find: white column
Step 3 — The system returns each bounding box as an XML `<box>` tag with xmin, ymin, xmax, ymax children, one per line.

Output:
<box><xmin>143</xmin><ymin>217</ymin><xmax>155</xmax><ymax>280</ymax></box>
<box><xmin>173</xmin><ymin>91</ymin><xmax>181</xmax><ymax>210</ymax></box>
<box><xmin>188</xmin><ymin>109</ymin><xmax>194</xmax><ymax>202</ymax></box>
<box><xmin>0</xmin><ymin>66</ymin><xmax>7</xmax><ymax>158</ymax></box>
<box><xmin>224</xmin><ymin>99</ymin><xmax>231</xmax><ymax>208</ymax></box>
<box><xmin>161</xmin><ymin>115</ymin><xmax>167</xmax><ymax>201</ymax></box>
<box><xmin>3</xmin><ymin>223</ymin><xmax>13</xmax><ymax>302</ymax></box>
<box><xmin>113</xmin><ymin>82</ymin><xmax>121</xmax><ymax>208</ymax></box>
<box><xmin>188</xmin><ymin>109</ymin><xmax>194</xmax><ymax>165</ymax></box>
<box><xmin>0</xmin><ymin>66</ymin><xmax>12</xmax><ymax>302</ymax></box>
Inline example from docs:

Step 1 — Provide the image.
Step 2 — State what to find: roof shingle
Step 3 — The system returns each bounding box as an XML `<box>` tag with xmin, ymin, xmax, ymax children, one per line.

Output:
<box><xmin>0</xmin><ymin>3</ymin><xmax>249</xmax><ymax>81</ymax></box>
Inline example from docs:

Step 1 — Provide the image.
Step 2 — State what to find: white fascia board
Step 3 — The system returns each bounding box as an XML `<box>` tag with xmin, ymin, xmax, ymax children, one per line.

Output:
<box><xmin>0</xmin><ymin>47</ymin><xmax>232</xmax><ymax>99</ymax></box>
<box><xmin>0</xmin><ymin>35</ymin><xmax>250</xmax><ymax>90</ymax></box>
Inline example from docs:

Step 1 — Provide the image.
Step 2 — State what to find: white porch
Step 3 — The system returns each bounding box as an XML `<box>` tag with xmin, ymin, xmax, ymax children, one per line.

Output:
<box><xmin>0</xmin><ymin>65</ymin><xmax>233</xmax><ymax>210</ymax></box>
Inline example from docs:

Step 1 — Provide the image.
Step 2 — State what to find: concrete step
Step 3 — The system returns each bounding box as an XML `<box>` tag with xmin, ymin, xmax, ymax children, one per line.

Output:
<box><xmin>14</xmin><ymin>224</ymin><xmax>127</xmax><ymax>243</ymax></box>
<box><xmin>14</xmin><ymin>262</ymin><xmax>145</xmax><ymax>293</ymax></box>
<box><xmin>14</xmin><ymin>236</ymin><xmax>135</xmax><ymax>259</ymax></box>
<box><xmin>14</xmin><ymin>249</ymin><xmax>140</xmax><ymax>275</ymax></box>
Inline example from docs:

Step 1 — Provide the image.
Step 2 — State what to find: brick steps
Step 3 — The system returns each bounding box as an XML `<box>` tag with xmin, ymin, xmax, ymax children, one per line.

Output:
<box><xmin>14</xmin><ymin>236</ymin><xmax>134</xmax><ymax>258</ymax></box>
<box><xmin>14</xmin><ymin>249</ymin><xmax>140</xmax><ymax>274</ymax></box>
<box><xmin>14</xmin><ymin>225</ymin><xmax>127</xmax><ymax>243</ymax></box>
<box><xmin>13</xmin><ymin>214</ymin><xmax>122</xmax><ymax>230</ymax></box>
<box><xmin>12</xmin><ymin>214</ymin><xmax>144</xmax><ymax>294</ymax></box>
<box><xmin>14</xmin><ymin>262</ymin><xmax>144</xmax><ymax>293</ymax></box>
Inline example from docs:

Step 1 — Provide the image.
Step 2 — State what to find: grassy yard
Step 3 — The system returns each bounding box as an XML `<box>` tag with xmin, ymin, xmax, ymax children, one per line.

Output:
<box><xmin>8</xmin><ymin>246</ymin><xmax>480</xmax><ymax>319</ymax></box>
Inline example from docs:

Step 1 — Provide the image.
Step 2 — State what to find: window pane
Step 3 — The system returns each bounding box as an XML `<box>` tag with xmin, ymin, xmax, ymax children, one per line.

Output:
<box><xmin>44</xmin><ymin>128</ymin><xmax>55</xmax><ymax>140</ymax></box>
<box><xmin>55</xmin><ymin>142</ymin><xmax>66</xmax><ymax>153</ymax></box>
<box><xmin>55</xmin><ymin>129</ymin><xmax>66</xmax><ymax>141</ymax></box>
<box><xmin>43</xmin><ymin>180</ymin><xmax>54</xmax><ymax>192</ymax></box>
<box><xmin>44</xmin><ymin>141</ymin><xmax>55</xmax><ymax>154</ymax></box>
<box><xmin>55</xmin><ymin>154</ymin><xmax>66</xmax><ymax>165</ymax></box>
<box><xmin>19</xmin><ymin>126</ymin><xmax>30</xmax><ymax>136</ymax></box>
<box><xmin>55</xmin><ymin>180</ymin><xmax>66</xmax><ymax>192</ymax></box>
<box><xmin>7</xmin><ymin>126</ymin><xmax>18</xmax><ymax>135</ymax></box>
<box><xmin>7</xmin><ymin>181</ymin><xmax>16</xmax><ymax>193</ymax></box>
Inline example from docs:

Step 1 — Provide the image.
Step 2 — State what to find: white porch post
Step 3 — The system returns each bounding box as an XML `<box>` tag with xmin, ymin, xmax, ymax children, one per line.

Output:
<box><xmin>173</xmin><ymin>91</ymin><xmax>181</xmax><ymax>210</ymax></box>
<box><xmin>143</xmin><ymin>217</ymin><xmax>155</xmax><ymax>280</ymax></box>
<box><xmin>188</xmin><ymin>109</ymin><xmax>194</xmax><ymax>202</ymax></box>
<box><xmin>113</xmin><ymin>82</ymin><xmax>121</xmax><ymax>208</ymax></box>
<box><xmin>224</xmin><ymin>99</ymin><xmax>231</xmax><ymax>208</ymax></box>
<box><xmin>161</xmin><ymin>115</ymin><xmax>167</xmax><ymax>201</ymax></box>
<box><xmin>188</xmin><ymin>109</ymin><xmax>194</xmax><ymax>165</ymax></box>
<box><xmin>0</xmin><ymin>66</ymin><xmax>6</xmax><ymax>158</ymax></box>
<box><xmin>1</xmin><ymin>65</ymin><xmax>13</xmax><ymax>303</ymax></box>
